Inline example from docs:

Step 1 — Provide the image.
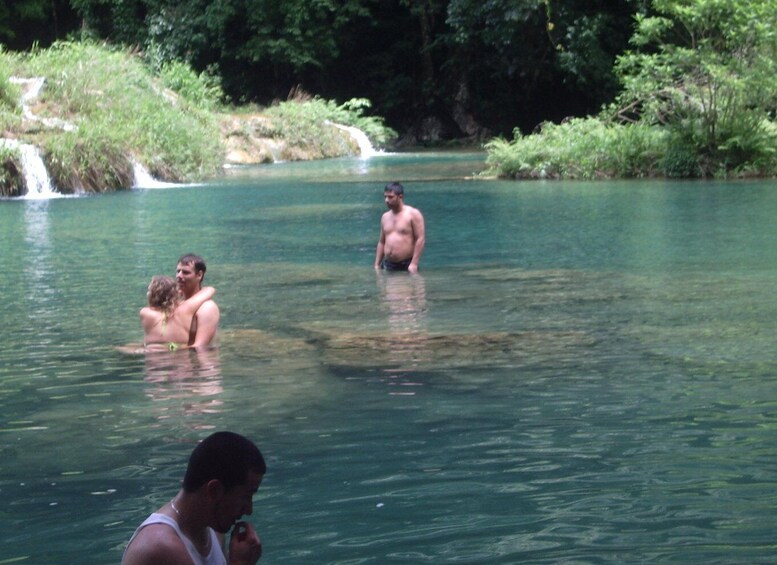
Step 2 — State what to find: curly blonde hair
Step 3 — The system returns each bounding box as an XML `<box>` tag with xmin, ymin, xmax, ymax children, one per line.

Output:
<box><xmin>147</xmin><ymin>275</ymin><xmax>179</xmax><ymax>315</ymax></box>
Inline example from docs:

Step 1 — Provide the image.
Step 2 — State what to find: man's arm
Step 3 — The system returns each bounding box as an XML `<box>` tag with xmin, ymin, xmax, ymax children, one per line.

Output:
<box><xmin>374</xmin><ymin>222</ymin><xmax>386</xmax><ymax>269</ymax></box>
<box><xmin>191</xmin><ymin>300</ymin><xmax>220</xmax><ymax>349</ymax></box>
<box><xmin>408</xmin><ymin>210</ymin><xmax>425</xmax><ymax>273</ymax></box>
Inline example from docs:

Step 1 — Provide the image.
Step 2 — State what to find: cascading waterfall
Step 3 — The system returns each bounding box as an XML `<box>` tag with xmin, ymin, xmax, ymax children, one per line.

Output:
<box><xmin>10</xmin><ymin>76</ymin><xmax>76</xmax><ymax>132</ymax></box>
<box><xmin>2</xmin><ymin>77</ymin><xmax>73</xmax><ymax>199</ymax></box>
<box><xmin>329</xmin><ymin>122</ymin><xmax>381</xmax><ymax>158</ymax></box>
<box><xmin>2</xmin><ymin>74</ymin><xmax>382</xmax><ymax>198</ymax></box>
<box><xmin>0</xmin><ymin>139</ymin><xmax>58</xmax><ymax>199</ymax></box>
<box><xmin>132</xmin><ymin>160</ymin><xmax>180</xmax><ymax>189</ymax></box>
<box><xmin>11</xmin><ymin>77</ymin><xmax>45</xmax><ymax>121</ymax></box>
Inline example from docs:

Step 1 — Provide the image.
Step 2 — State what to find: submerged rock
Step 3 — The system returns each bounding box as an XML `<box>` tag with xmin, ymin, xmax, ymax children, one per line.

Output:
<box><xmin>302</xmin><ymin>327</ymin><xmax>596</xmax><ymax>370</ymax></box>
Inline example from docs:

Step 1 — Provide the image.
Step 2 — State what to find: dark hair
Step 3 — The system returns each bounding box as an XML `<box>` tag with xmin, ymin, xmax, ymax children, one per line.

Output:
<box><xmin>384</xmin><ymin>182</ymin><xmax>404</xmax><ymax>196</ymax></box>
<box><xmin>178</xmin><ymin>253</ymin><xmax>207</xmax><ymax>277</ymax></box>
<box><xmin>182</xmin><ymin>431</ymin><xmax>266</xmax><ymax>492</ymax></box>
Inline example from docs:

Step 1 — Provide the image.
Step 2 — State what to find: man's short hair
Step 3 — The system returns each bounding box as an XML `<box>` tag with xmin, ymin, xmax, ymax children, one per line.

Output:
<box><xmin>384</xmin><ymin>182</ymin><xmax>404</xmax><ymax>196</ymax></box>
<box><xmin>178</xmin><ymin>253</ymin><xmax>207</xmax><ymax>276</ymax></box>
<box><xmin>182</xmin><ymin>431</ymin><xmax>266</xmax><ymax>492</ymax></box>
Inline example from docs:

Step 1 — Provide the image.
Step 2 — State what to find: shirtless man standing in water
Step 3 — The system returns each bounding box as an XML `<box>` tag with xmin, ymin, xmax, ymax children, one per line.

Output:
<box><xmin>176</xmin><ymin>253</ymin><xmax>220</xmax><ymax>349</ymax></box>
<box><xmin>374</xmin><ymin>182</ymin><xmax>426</xmax><ymax>273</ymax></box>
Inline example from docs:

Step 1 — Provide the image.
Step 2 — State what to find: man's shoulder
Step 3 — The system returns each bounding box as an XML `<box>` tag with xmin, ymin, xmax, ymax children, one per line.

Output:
<box><xmin>123</xmin><ymin>522</ymin><xmax>189</xmax><ymax>565</ymax></box>
<box><xmin>199</xmin><ymin>299</ymin><xmax>220</xmax><ymax>314</ymax></box>
<box><xmin>403</xmin><ymin>204</ymin><xmax>424</xmax><ymax>221</ymax></box>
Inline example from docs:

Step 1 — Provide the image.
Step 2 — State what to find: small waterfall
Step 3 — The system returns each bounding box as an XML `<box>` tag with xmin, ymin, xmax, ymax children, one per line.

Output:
<box><xmin>10</xmin><ymin>76</ymin><xmax>77</xmax><ymax>132</ymax></box>
<box><xmin>132</xmin><ymin>161</ymin><xmax>179</xmax><ymax>189</ymax></box>
<box><xmin>329</xmin><ymin>122</ymin><xmax>380</xmax><ymax>158</ymax></box>
<box><xmin>10</xmin><ymin>77</ymin><xmax>45</xmax><ymax>120</ymax></box>
<box><xmin>0</xmin><ymin>139</ymin><xmax>58</xmax><ymax>199</ymax></box>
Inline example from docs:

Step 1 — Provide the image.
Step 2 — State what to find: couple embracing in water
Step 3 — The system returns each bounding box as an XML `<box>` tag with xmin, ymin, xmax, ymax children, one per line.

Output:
<box><xmin>140</xmin><ymin>182</ymin><xmax>423</xmax><ymax>353</ymax></box>
<box><xmin>141</xmin><ymin>253</ymin><xmax>220</xmax><ymax>352</ymax></box>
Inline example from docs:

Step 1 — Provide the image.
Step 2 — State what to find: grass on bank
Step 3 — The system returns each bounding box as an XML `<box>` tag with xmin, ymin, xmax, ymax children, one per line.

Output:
<box><xmin>0</xmin><ymin>41</ymin><xmax>396</xmax><ymax>195</ymax></box>
<box><xmin>224</xmin><ymin>89</ymin><xmax>396</xmax><ymax>162</ymax></box>
<box><xmin>1</xmin><ymin>41</ymin><xmax>223</xmax><ymax>192</ymax></box>
<box><xmin>484</xmin><ymin>116</ymin><xmax>777</xmax><ymax>180</ymax></box>
<box><xmin>265</xmin><ymin>89</ymin><xmax>394</xmax><ymax>150</ymax></box>
<box><xmin>484</xmin><ymin>118</ymin><xmax>668</xmax><ymax>180</ymax></box>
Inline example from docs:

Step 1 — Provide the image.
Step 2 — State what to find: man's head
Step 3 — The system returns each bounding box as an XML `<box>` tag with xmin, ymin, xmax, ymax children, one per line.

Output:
<box><xmin>183</xmin><ymin>431</ymin><xmax>267</xmax><ymax>533</ymax></box>
<box><xmin>176</xmin><ymin>253</ymin><xmax>207</xmax><ymax>297</ymax></box>
<box><xmin>384</xmin><ymin>182</ymin><xmax>404</xmax><ymax>211</ymax></box>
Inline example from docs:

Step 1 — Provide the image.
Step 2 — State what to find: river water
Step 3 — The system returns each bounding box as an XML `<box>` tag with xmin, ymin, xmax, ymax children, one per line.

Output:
<box><xmin>1</xmin><ymin>152</ymin><xmax>776</xmax><ymax>563</ymax></box>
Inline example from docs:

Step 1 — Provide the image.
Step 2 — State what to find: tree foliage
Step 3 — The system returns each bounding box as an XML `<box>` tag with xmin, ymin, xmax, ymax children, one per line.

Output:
<box><xmin>4</xmin><ymin>0</ymin><xmax>641</xmax><ymax>140</ymax></box>
<box><xmin>0</xmin><ymin>0</ymin><xmax>78</xmax><ymax>49</ymax></box>
<box><xmin>613</xmin><ymin>0</ymin><xmax>777</xmax><ymax>175</ymax></box>
<box><xmin>486</xmin><ymin>0</ymin><xmax>777</xmax><ymax>179</ymax></box>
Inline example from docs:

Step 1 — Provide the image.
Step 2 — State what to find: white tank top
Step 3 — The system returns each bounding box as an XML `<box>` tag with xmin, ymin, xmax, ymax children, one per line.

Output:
<box><xmin>124</xmin><ymin>512</ymin><xmax>226</xmax><ymax>565</ymax></box>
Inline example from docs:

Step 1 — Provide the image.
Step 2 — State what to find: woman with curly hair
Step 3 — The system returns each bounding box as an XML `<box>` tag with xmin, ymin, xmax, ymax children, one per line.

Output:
<box><xmin>140</xmin><ymin>275</ymin><xmax>215</xmax><ymax>352</ymax></box>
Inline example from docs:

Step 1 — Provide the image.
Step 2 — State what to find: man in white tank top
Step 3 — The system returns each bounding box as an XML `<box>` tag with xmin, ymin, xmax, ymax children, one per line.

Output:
<box><xmin>122</xmin><ymin>431</ymin><xmax>266</xmax><ymax>565</ymax></box>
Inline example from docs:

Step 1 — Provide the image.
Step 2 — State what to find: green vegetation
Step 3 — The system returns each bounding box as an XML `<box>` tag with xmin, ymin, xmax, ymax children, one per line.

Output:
<box><xmin>3</xmin><ymin>1</ymin><xmax>643</xmax><ymax>143</ymax></box>
<box><xmin>0</xmin><ymin>144</ymin><xmax>24</xmax><ymax>196</ymax></box>
<box><xmin>156</xmin><ymin>61</ymin><xmax>224</xmax><ymax>112</ymax></box>
<box><xmin>6</xmin><ymin>1</ymin><xmax>777</xmax><ymax>184</ymax></box>
<box><xmin>485</xmin><ymin>0</ymin><xmax>777</xmax><ymax>180</ymax></box>
<box><xmin>0</xmin><ymin>40</ymin><xmax>394</xmax><ymax>195</ymax></box>
<box><xmin>261</xmin><ymin>92</ymin><xmax>395</xmax><ymax>160</ymax></box>
<box><xmin>0</xmin><ymin>40</ymin><xmax>222</xmax><ymax>192</ymax></box>
<box><xmin>485</xmin><ymin>119</ymin><xmax>667</xmax><ymax>179</ymax></box>
<box><xmin>0</xmin><ymin>49</ymin><xmax>21</xmax><ymax>130</ymax></box>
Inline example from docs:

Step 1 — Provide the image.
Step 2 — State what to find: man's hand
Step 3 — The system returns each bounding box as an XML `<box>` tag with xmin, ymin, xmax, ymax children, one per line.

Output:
<box><xmin>229</xmin><ymin>521</ymin><xmax>262</xmax><ymax>565</ymax></box>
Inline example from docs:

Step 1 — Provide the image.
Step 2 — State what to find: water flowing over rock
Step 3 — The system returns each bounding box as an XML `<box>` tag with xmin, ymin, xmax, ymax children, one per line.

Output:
<box><xmin>10</xmin><ymin>77</ymin><xmax>77</xmax><ymax>132</ymax></box>
<box><xmin>132</xmin><ymin>160</ymin><xmax>180</xmax><ymax>189</ymax></box>
<box><xmin>329</xmin><ymin>122</ymin><xmax>380</xmax><ymax>158</ymax></box>
<box><xmin>0</xmin><ymin>139</ymin><xmax>58</xmax><ymax>199</ymax></box>
<box><xmin>221</xmin><ymin>115</ymin><xmax>380</xmax><ymax>165</ymax></box>
<box><xmin>2</xmin><ymin>77</ymin><xmax>75</xmax><ymax>199</ymax></box>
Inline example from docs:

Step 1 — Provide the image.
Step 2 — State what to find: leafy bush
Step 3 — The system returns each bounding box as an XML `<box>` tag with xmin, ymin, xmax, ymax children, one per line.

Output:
<box><xmin>662</xmin><ymin>141</ymin><xmax>700</xmax><ymax>179</ymax></box>
<box><xmin>484</xmin><ymin>118</ymin><xmax>666</xmax><ymax>179</ymax></box>
<box><xmin>158</xmin><ymin>60</ymin><xmax>224</xmax><ymax>111</ymax></box>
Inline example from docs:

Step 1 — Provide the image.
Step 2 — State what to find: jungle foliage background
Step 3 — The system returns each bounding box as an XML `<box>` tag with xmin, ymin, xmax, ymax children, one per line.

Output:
<box><xmin>2</xmin><ymin>0</ymin><xmax>645</xmax><ymax>143</ymax></box>
<box><xmin>6</xmin><ymin>0</ymin><xmax>777</xmax><ymax>179</ymax></box>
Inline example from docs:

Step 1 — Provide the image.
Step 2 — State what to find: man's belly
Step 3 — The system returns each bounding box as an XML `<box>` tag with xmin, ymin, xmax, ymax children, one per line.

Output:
<box><xmin>384</xmin><ymin>236</ymin><xmax>414</xmax><ymax>261</ymax></box>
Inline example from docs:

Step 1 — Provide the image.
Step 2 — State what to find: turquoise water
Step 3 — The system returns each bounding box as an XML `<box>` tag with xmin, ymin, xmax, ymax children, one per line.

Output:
<box><xmin>1</xmin><ymin>152</ymin><xmax>776</xmax><ymax>563</ymax></box>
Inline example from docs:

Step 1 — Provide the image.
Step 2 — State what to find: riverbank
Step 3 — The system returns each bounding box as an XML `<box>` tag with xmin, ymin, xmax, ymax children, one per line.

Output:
<box><xmin>0</xmin><ymin>42</ymin><xmax>396</xmax><ymax>197</ymax></box>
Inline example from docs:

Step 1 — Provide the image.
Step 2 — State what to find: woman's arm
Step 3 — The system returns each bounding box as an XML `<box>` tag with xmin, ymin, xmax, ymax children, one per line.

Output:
<box><xmin>179</xmin><ymin>286</ymin><xmax>216</xmax><ymax>316</ymax></box>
